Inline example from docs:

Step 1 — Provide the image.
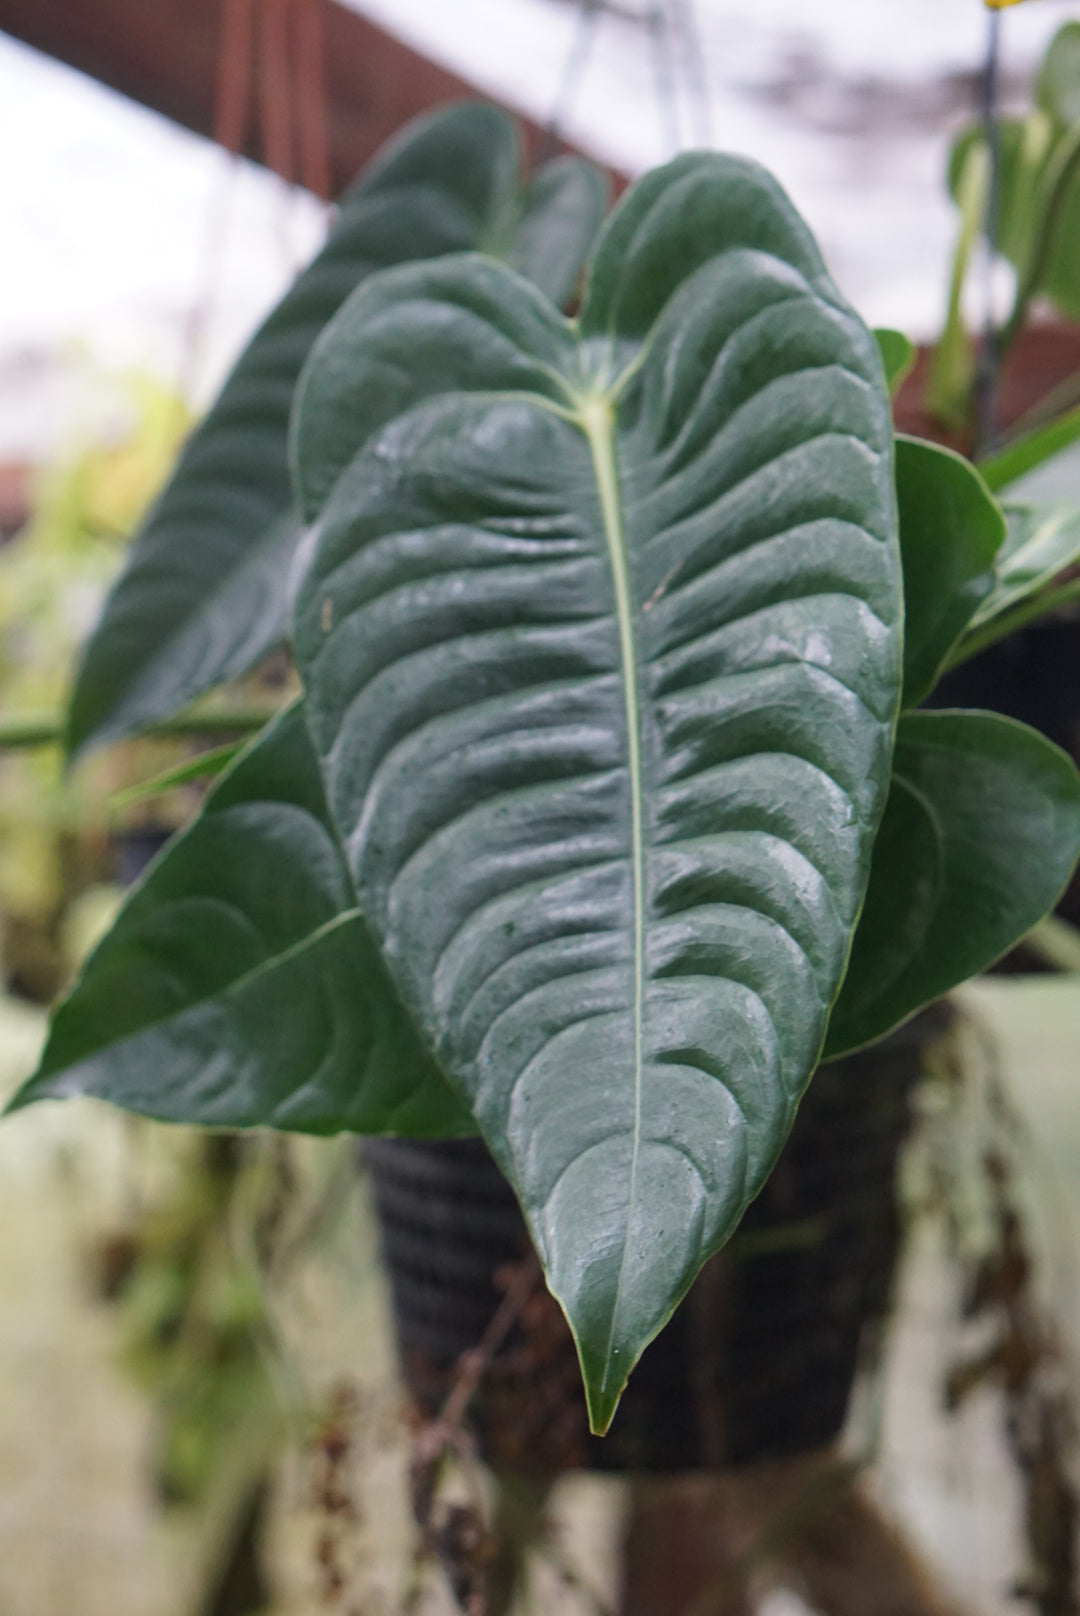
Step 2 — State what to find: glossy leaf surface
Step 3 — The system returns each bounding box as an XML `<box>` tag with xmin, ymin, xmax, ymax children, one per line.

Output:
<box><xmin>67</xmin><ymin>105</ymin><xmax>607</xmax><ymax>757</ymax></box>
<box><xmin>894</xmin><ymin>436</ymin><xmax>1004</xmax><ymax>706</ymax></box>
<box><xmin>825</xmin><ymin>710</ymin><xmax>1080</xmax><ymax>1057</ymax></box>
<box><xmin>12</xmin><ymin>706</ymin><xmax>470</xmax><ymax>1136</ymax></box>
<box><xmin>292</xmin><ymin>154</ymin><xmax>902</xmax><ymax>1430</ymax></box>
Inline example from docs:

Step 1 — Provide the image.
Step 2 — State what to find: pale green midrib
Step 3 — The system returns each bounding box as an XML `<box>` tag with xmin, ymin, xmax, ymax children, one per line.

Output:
<box><xmin>575</xmin><ymin>390</ymin><xmax>646</xmax><ymax>1391</ymax></box>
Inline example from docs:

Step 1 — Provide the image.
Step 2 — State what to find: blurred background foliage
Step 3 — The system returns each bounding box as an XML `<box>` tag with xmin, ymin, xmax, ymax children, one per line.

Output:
<box><xmin>0</xmin><ymin>373</ymin><xmax>363</xmax><ymax>1616</ymax></box>
<box><xmin>0</xmin><ymin>370</ymin><xmax>190</xmax><ymax>1000</ymax></box>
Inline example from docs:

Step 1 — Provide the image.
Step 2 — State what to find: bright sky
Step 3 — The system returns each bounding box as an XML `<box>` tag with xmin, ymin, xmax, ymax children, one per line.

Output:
<box><xmin>3</xmin><ymin>0</ymin><xmax>1080</xmax><ymax>459</ymax></box>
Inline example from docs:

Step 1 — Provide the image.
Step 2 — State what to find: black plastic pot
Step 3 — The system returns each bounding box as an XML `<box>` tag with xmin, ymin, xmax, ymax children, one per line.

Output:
<box><xmin>366</xmin><ymin>1011</ymin><xmax>945</xmax><ymax>1477</ymax></box>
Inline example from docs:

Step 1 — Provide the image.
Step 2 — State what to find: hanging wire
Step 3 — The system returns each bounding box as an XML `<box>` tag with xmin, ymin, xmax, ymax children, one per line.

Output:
<box><xmin>648</xmin><ymin>1</ymin><xmax>684</xmax><ymax>158</ymax></box>
<box><xmin>668</xmin><ymin>0</ymin><xmax>712</xmax><ymax>149</ymax></box>
<box><xmin>295</xmin><ymin>0</ymin><xmax>332</xmax><ymax>201</ymax></box>
<box><xmin>975</xmin><ymin>5</ymin><xmax>1004</xmax><ymax>454</ymax></box>
<box><xmin>259</xmin><ymin>0</ymin><xmax>296</xmax><ymax>185</ymax></box>
<box><xmin>175</xmin><ymin>0</ymin><xmax>255</xmax><ymax>407</ymax></box>
<box><xmin>216</xmin><ymin>0</ymin><xmax>258</xmax><ymax>155</ymax></box>
<box><xmin>176</xmin><ymin>0</ymin><xmax>332</xmax><ymax>408</ymax></box>
<box><xmin>260</xmin><ymin>0</ymin><xmax>305</xmax><ymax>272</ymax></box>
<box><xmin>542</xmin><ymin>0</ymin><xmax>713</xmax><ymax>167</ymax></box>
<box><xmin>540</xmin><ymin>0</ymin><xmax>604</xmax><ymax>162</ymax></box>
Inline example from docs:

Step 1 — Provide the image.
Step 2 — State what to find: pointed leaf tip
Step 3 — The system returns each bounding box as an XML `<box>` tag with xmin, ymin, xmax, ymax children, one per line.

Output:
<box><xmin>585</xmin><ymin>1376</ymin><xmax>624</xmax><ymax>1438</ymax></box>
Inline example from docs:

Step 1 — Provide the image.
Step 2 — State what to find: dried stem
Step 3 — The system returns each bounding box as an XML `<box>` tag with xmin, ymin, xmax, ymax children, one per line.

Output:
<box><xmin>408</xmin><ymin>1255</ymin><xmax>542</xmax><ymax>1616</ymax></box>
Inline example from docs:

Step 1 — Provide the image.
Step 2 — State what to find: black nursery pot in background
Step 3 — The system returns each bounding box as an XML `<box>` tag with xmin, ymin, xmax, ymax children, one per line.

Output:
<box><xmin>366</xmin><ymin>1012</ymin><xmax>945</xmax><ymax>1478</ymax></box>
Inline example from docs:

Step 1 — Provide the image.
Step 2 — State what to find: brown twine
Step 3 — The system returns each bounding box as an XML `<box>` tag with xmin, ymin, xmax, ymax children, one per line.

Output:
<box><xmin>258</xmin><ymin>0</ymin><xmax>295</xmax><ymax>185</ymax></box>
<box><xmin>213</xmin><ymin>0</ymin><xmax>330</xmax><ymax>196</ymax></box>
<box><xmin>213</xmin><ymin>0</ymin><xmax>256</xmax><ymax>155</ymax></box>
<box><xmin>295</xmin><ymin>0</ymin><xmax>332</xmax><ymax>200</ymax></box>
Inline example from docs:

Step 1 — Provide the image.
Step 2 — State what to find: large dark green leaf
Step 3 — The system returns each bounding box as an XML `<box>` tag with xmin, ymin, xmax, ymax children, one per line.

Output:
<box><xmin>291</xmin><ymin>154</ymin><xmax>902</xmax><ymax>1430</ymax></box>
<box><xmin>10</xmin><ymin>706</ymin><xmax>470</xmax><ymax>1136</ymax></box>
<box><xmin>66</xmin><ymin>105</ymin><xmax>608</xmax><ymax>758</ymax></box>
<box><xmin>825</xmin><ymin>710</ymin><xmax>1080</xmax><ymax>1058</ymax></box>
<box><xmin>894</xmin><ymin>436</ymin><xmax>1004</xmax><ymax>706</ymax></box>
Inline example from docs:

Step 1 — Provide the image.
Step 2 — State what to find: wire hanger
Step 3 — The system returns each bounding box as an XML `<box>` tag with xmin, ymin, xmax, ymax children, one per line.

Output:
<box><xmin>542</xmin><ymin>0</ymin><xmax>712</xmax><ymax>163</ymax></box>
<box><xmin>216</xmin><ymin>0</ymin><xmax>331</xmax><ymax>198</ymax></box>
<box><xmin>178</xmin><ymin>0</ymin><xmax>331</xmax><ymax>407</ymax></box>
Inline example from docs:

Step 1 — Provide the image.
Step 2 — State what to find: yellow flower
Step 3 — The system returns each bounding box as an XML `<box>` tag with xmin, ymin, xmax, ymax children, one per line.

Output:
<box><xmin>984</xmin><ymin>0</ymin><xmax>1041</xmax><ymax>8</ymax></box>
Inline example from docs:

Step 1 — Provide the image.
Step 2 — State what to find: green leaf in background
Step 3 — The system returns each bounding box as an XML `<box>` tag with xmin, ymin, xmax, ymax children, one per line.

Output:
<box><xmin>504</xmin><ymin>155</ymin><xmax>610</xmax><ymax>310</ymax></box>
<box><xmin>874</xmin><ymin>328</ymin><xmax>914</xmax><ymax>396</ymax></box>
<box><xmin>10</xmin><ymin>705</ymin><xmax>470</xmax><ymax>1136</ymax></box>
<box><xmin>1037</xmin><ymin>21</ymin><xmax>1080</xmax><ymax>133</ymax></box>
<box><xmin>947</xmin><ymin>116</ymin><xmax>1053</xmax><ymax>284</ymax></box>
<box><xmin>292</xmin><ymin>153</ymin><xmax>901</xmax><ymax>1431</ymax></box>
<box><xmin>108</xmin><ymin>741</ymin><xmax>247</xmax><ymax>809</ymax></box>
<box><xmin>948</xmin><ymin>501</ymin><xmax>1080</xmax><ymax>665</ymax></box>
<box><xmin>979</xmin><ymin>501</ymin><xmax>1080</xmax><ymax>619</ymax></box>
<box><xmin>947</xmin><ymin>25</ymin><xmax>1080</xmax><ymax>329</ymax></box>
<box><xmin>1013</xmin><ymin>121</ymin><xmax>1080</xmax><ymax>327</ymax></box>
<box><xmin>980</xmin><ymin>401</ymin><xmax>1080</xmax><ymax>494</ymax></box>
<box><xmin>825</xmin><ymin>710</ymin><xmax>1080</xmax><ymax>1058</ymax></box>
<box><xmin>66</xmin><ymin>104</ymin><xmax>608</xmax><ymax>759</ymax></box>
<box><xmin>894</xmin><ymin>436</ymin><xmax>1005</xmax><ymax>706</ymax></box>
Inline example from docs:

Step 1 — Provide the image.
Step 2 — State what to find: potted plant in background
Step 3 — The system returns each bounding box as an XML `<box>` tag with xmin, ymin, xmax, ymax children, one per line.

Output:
<box><xmin>902</xmin><ymin>19</ymin><xmax>1080</xmax><ymax>448</ymax></box>
<box><xmin>6</xmin><ymin>94</ymin><xmax>1080</xmax><ymax>1614</ymax></box>
<box><xmin>898</xmin><ymin>18</ymin><xmax>1080</xmax><ymax>959</ymax></box>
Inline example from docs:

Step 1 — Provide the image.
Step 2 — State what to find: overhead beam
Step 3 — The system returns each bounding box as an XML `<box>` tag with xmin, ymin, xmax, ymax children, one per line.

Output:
<box><xmin>0</xmin><ymin>0</ymin><xmax>568</xmax><ymax>194</ymax></box>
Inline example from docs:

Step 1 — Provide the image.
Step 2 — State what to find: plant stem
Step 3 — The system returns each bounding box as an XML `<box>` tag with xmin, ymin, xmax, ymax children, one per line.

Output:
<box><xmin>926</xmin><ymin>142</ymin><xmax>988</xmax><ymax>431</ymax></box>
<box><xmin>0</xmin><ymin>704</ymin><xmax>281</xmax><ymax>751</ymax></box>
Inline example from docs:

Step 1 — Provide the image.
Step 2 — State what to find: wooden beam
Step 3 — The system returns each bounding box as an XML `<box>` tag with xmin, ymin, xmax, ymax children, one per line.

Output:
<box><xmin>0</xmin><ymin>0</ymin><xmax>569</xmax><ymax>194</ymax></box>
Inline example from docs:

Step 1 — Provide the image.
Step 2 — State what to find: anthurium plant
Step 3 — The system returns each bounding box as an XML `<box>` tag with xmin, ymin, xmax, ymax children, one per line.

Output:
<box><xmin>11</xmin><ymin>102</ymin><xmax>1080</xmax><ymax>1435</ymax></box>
